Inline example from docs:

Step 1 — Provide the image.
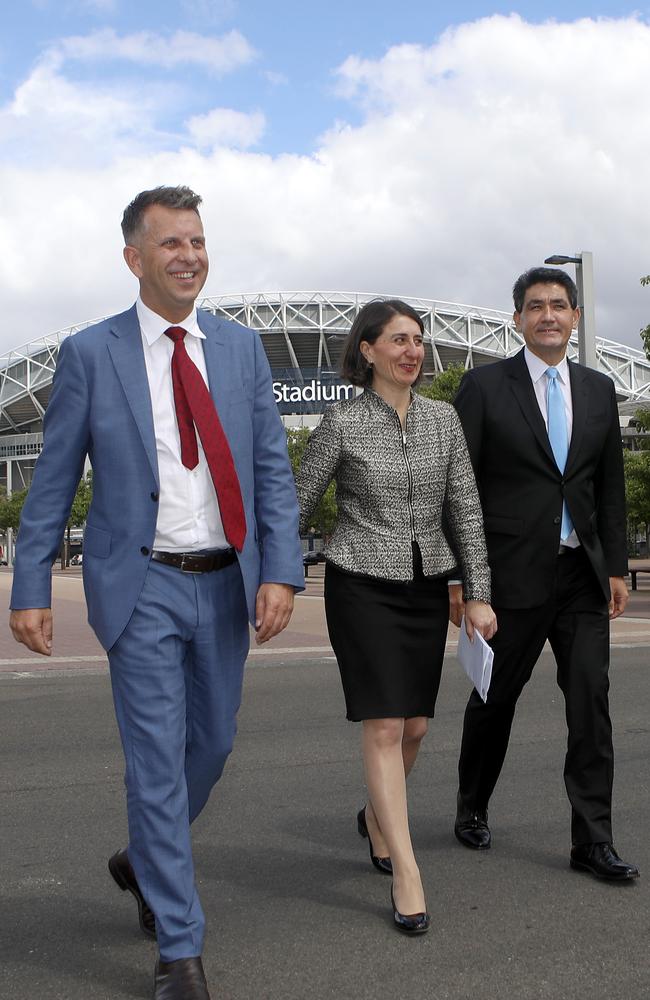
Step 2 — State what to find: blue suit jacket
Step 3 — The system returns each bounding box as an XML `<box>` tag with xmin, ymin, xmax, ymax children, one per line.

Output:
<box><xmin>10</xmin><ymin>305</ymin><xmax>304</xmax><ymax>649</ymax></box>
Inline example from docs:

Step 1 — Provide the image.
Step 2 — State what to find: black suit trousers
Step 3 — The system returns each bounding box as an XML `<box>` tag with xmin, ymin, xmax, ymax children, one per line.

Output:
<box><xmin>458</xmin><ymin>547</ymin><xmax>613</xmax><ymax>844</ymax></box>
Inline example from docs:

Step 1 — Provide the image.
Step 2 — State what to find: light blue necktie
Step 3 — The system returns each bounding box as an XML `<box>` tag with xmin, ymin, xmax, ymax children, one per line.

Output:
<box><xmin>546</xmin><ymin>367</ymin><xmax>573</xmax><ymax>541</ymax></box>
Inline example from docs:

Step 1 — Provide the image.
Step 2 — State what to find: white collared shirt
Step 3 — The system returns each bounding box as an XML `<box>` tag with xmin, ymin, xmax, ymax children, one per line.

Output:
<box><xmin>524</xmin><ymin>346</ymin><xmax>578</xmax><ymax>548</ymax></box>
<box><xmin>524</xmin><ymin>347</ymin><xmax>573</xmax><ymax>438</ymax></box>
<box><xmin>136</xmin><ymin>297</ymin><xmax>228</xmax><ymax>552</ymax></box>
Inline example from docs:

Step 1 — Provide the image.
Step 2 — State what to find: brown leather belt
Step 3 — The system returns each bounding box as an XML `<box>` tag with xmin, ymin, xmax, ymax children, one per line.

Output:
<box><xmin>151</xmin><ymin>549</ymin><xmax>236</xmax><ymax>574</ymax></box>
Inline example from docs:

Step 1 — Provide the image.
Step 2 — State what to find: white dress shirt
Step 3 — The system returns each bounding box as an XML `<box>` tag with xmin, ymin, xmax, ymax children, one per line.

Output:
<box><xmin>524</xmin><ymin>347</ymin><xmax>579</xmax><ymax>548</ymax></box>
<box><xmin>136</xmin><ymin>298</ymin><xmax>228</xmax><ymax>552</ymax></box>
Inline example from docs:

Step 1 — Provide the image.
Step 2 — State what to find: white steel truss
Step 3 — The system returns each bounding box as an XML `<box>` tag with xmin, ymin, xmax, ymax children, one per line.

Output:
<box><xmin>2</xmin><ymin>292</ymin><xmax>650</xmax><ymax>438</ymax></box>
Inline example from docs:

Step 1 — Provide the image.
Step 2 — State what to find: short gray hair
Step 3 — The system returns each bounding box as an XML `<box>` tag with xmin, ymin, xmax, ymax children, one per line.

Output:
<box><xmin>121</xmin><ymin>186</ymin><xmax>202</xmax><ymax>243</ymax></box>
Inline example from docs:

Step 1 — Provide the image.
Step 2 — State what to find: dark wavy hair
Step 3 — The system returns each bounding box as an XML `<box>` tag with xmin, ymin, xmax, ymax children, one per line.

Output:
<box><xmin>121</xmin><ymin>186</ymin><xmax>202</xmax><ymax>244</ymax></box>
<box><xmin>513</xmin><ymin>267</ymin><xmax>578</xmax><ymax>313</ymax></box>
<box><xmin>340</xmin><ymin>299</ymin><xmax>425</xmax><ymax>388</ymax></box>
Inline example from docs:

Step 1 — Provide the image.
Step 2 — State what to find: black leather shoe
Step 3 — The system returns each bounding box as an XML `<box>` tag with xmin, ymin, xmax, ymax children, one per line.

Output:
<box><xmin>454</xmin><ymin>811</ymin><xmax>491</xmax><ymax>850</ymax></box>
<box><xmin>357</xmin><ymin>806</ymin><xmax>392</xmax><ymax>875</ymax></box>
<box><xmin>390</xmin><ymin>885</ymin><xmax>430</xmax><ymax>936</ymax></box>
<box><xmin>108</xmin><ymin>848</ymin><xmax>156</xmax><ymax>939</ymax></box>
<box><xmin>570</xmin><ymin>843</ymin><xmax>640</xmax><ymax>881</ymax></box>
<box><xmin>154</xmin><ymin>957</ymin><xmax>211</xmax><ymax>1000</ymax></box>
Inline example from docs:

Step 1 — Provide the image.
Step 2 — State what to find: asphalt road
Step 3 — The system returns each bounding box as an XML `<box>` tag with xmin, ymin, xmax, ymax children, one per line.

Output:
<box><xmin>2</xmin><ymin>640</ymin><xmax>649</xmax><ymax>1000</ymax></box>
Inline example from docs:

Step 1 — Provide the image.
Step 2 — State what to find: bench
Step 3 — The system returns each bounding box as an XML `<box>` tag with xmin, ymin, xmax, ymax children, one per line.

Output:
<box><xmin>628</xmin><ymin>560</ymin><xmax>650</xmax><ymax>590</ymax></box>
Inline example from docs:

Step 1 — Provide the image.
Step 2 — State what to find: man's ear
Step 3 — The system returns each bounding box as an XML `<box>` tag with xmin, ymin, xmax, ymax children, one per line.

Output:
<box><xmin>123</xmin><ymin>244</ymin><xmax>143</xmax><ymax>278</ymax></box>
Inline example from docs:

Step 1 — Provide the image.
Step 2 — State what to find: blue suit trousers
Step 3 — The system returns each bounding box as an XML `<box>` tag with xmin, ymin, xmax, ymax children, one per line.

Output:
<box><xmin>108</xmin><ymin>558</ymin><xmax>249</xmax><ymax>960</ymax></box>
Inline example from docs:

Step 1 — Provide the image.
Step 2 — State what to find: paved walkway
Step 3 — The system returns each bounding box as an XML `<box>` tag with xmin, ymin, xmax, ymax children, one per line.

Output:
<box><xmin>1</xmin><ymin>566</ymin><xmax>649</xmax><ymax>999</ymax></box>
<box><xmin>3</xmin><ymin>564</ymin><xmax>650</xmax><ymax>676</ymax></box>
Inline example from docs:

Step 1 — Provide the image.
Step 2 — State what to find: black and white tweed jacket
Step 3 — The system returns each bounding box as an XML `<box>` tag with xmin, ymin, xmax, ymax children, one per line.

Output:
<box><xmin>296</xmin><ymin>389</ymin><xmax>491</xmax><ymax>602</ymax></box>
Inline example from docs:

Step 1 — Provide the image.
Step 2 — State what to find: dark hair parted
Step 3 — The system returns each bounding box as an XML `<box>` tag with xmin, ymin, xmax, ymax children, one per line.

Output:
<box><xmin>513</xmin><ymin>267</ymin><xmax>578</xmax><ymax>313</ymax></box>
<box><xmin>340</xmin><ymin>299</ymin><xmax>425</xmax><ymax>387</ymax></box>
<box><xmin>121</xmin><ymin>186</ymin><xmax>203</xmax><ymax>244</ymax></box>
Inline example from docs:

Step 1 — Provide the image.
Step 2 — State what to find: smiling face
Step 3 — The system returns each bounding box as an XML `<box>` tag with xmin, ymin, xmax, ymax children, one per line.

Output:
<box><xmin>123</xmin><ymin>203</ymin><xmax>209</xmax><ymax>322</ymax></box>
<box><xmin>361</xmin><ymin>314</ymin><xmax>425</xmax><ymax>396</ymax></box>
<box><xmin>514</xmin><ymin>281</ymin><xmax>580</xmax><ymax>365</ymax></box>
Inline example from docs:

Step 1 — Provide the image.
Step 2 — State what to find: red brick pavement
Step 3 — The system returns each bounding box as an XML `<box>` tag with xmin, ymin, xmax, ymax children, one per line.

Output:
<box><xmin>0</xmin><ymin>565</ymin><xmax>332</xmax><ymax>675</ymax></box>
<box><xmin>3</xmin><ymin>563</ymin><xmax>650</xmax><ymax>676</ymax></box>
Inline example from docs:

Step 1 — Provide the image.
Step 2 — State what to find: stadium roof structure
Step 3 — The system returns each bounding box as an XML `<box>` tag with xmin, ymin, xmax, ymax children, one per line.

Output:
<box><xmin>2</xmin><ymin>290</ymin><xmax>650</xmax><ymax>436</ymax></box>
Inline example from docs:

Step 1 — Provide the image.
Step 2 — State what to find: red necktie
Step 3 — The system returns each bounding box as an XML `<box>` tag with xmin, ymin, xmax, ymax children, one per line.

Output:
<box><xmin>164</xmin><ymin>326</ymin><xmax>246</xmax><ymax>551</ymax></box>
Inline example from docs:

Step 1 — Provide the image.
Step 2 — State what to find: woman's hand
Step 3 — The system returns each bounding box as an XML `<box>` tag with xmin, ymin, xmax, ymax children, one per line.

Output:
<box><xmin>464</xmin><ymin>600</ymin><xmax>497</xmax><ymax>642</ymax></box>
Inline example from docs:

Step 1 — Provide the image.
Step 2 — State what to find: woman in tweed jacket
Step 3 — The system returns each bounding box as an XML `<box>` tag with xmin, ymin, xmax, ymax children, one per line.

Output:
<box><xmin>296</xmin><ymin>299</ymin><xmax>496</xmax><ymax>935</ymax></box>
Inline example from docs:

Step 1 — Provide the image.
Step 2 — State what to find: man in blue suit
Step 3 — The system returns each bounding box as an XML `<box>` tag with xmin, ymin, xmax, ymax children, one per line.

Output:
<box><xmin>10</xmin><ymin>186</ymin><xmax>304</xmax><ymax>1000</ymax></box>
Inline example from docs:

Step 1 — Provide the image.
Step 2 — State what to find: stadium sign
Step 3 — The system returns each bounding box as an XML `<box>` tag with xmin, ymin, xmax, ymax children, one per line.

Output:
<box><xmin>272</xmin><ymin>368</ymin><xmax>356</xmax><ymax>414</ymax></box>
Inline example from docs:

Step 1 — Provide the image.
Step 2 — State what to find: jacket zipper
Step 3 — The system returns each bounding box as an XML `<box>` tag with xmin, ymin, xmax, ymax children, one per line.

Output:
<box><xmin>396</xmin><ymin>411</ymin><xmax>416</xmax><ymax>542</ymax></box>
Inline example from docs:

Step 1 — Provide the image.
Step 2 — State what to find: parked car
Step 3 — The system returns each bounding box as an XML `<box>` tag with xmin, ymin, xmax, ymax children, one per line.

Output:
<box><xmin>303</xmin><ymin>550</ymin><xmax>326</xmax><ymax>566</ymax></box>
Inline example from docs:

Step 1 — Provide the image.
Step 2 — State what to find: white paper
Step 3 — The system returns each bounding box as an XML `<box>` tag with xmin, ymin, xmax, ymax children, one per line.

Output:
<box><xmin>457</xmin><ymin>616</ymin><xmax>493</xmax><ymax>703</ymax></box>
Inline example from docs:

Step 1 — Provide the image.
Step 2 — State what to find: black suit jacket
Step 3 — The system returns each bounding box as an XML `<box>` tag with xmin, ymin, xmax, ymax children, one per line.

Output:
<box><xmin>454</xmin><ymin>349</ymin><xmax>627</xmax><ymax>609</ymax></box>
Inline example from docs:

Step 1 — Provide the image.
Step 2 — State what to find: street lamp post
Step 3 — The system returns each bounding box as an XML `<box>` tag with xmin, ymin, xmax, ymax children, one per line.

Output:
<box><xmin>544</xmin><ymin>251</ymin><xmax>597</xmax><ymax>369</ymax></box>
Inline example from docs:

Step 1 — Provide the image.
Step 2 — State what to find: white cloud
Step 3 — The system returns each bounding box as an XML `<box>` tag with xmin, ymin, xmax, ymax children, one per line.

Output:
<box><xmin>2</xmin><ymin>14</ymin><xmax>650</xmax><ymax>358</ymax></box>
<box><xmin>0</xmin><ymin>27</ymin><xmax>257</xmax><ymax>166</ymax></box>
<box><xmin>57</xmin><ymin>27</ymin><xmax>256</xmax><ymax>75</ymax></box>
<box><xmin>186</xmin><ymin>108</ymin><xmax>265</xmax><ymax>149</ymax></box>
<box><xmin>0</xmin><ymin>58</ymin><xmax>161</xmax><ymax>166</ymax></box>
<box><xmin>264</xmin><ymin>70</ymin><xmax>289</xmax><ymax>87</ymax></box>
<box><xmin>7</xmin><ymin>58</ymin><xmax>136</xmax><ymax>130</ymax></box>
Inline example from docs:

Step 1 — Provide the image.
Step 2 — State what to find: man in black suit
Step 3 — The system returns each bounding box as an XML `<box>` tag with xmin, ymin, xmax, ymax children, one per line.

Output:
<box><xmin>449</xmin><ymin>266</ymin><xmax>639</xmax><ymax>880</ymax></box>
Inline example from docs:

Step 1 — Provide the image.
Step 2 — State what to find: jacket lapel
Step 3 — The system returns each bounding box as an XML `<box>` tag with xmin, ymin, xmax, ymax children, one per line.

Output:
<box><xmin>197</xmin><ymin>309</ymin><xmax>230</xmax><ymax>419</ymax></box>
<box><xmin>566</xmin><ymin>361</ymin><xmax>587</xmax><ymax>473</ymax></box>
<box><xmin>106</xmin><ymin>305</ymin><xmax>159</xmax><ymax>486</ymax></box>
<box><xmin>506</xmin><ymin>350</ymin><xmax>556</xmax><ymax>466</ymax></box>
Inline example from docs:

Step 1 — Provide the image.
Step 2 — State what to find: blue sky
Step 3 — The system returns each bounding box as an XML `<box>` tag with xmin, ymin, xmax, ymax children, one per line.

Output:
<box><xmin>3</xmin><ymin>0</ymin><xmax>645</xmax><ymax>155</ymax></box>
<box><xmin>1</xmin><ymin>1</ymin><xmax>649</xmax><ymax>352</ymax></box>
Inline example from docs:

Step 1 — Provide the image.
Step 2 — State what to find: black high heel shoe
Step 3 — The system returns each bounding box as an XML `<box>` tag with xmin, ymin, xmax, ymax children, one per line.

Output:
<box><xmin>357</xmin><ymin>806</ymin><xmax>392</xmax><ymax>875</ymax></box>
<box><xmin>390</xmin><ymin>885</ymin><xmax>430</xmax><ymax>936</ymax></box>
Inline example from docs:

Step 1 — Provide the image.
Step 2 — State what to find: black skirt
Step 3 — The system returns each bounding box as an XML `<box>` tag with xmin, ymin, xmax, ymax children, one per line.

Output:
<box><xmin>324</xmin><ymin>552</ymin><xmax>450</xmax><ymax>722</ymax></box>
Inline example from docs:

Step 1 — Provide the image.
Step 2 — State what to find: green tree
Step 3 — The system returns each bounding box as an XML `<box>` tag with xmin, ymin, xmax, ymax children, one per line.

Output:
<box><xmin>286</xmin><ymin>427</ymin><xmax>337</xmax><ymax>537</ymax></box>
<box><xmin>0</xmin><ymin>488</ymin><xmax>28</xmax><ymax>532</ymax></box>
<box><xmin>630</xmin><ymin>408</ymin><xmax>650</xmax><ymax>451</ymax></box>
<box><xmin>0</xmin><ymin>471</ymin><xmax>91</xmax><ymax>536</ymax></box>
<box><xmin>70</xmin><ymin>470</ymin><xmax>93</xmax><ymax>526</ymax></box>
<box><xmin>623</xmin><ymin>450</ymin><xmax>650</xmax><ymax>555</ymax></box>
<box><xmin>640</xmin><ymin>275</ymin><xmax>650</xmax><ymax>357</ymax></box>
<box><xmin>417</xmin><ymin>364</ymin><xmax>465</xmax><ymax>403</ymax></box>
<box><xmin>59</xmin><ymin>470</ymin><xmax>94</xmax><ymax>567</ymax></box>
<box><xmin>0</xmin><ymin>472</ymin><xmax>93</xmax><ymax>567</ymax></box>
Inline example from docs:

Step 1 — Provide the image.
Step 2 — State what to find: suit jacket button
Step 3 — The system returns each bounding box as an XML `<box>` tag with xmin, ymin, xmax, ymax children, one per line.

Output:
<box><xmin>150</xmin><ymin>492</ymin><xmax>159</xmax><ymax>502</ymax></box>
<box><xmin>141</xmin><ymin>546</ymin><xmax>150</xmax><ymax>555</ymax></box>
<box><xmin>553</xmin><ymin>516</ymin><xmax>561</xmax><ymax>524</ymax></box>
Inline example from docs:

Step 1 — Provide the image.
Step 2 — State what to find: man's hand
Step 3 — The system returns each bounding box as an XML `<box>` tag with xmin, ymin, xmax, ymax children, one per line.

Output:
<box><xmin>608</xmin><ymin>576</ymin><xmax>628</xmax><ymax>620</ymax></box>
<box><xmin>448</xmin><ymin>583</ymin><xmax>465</xmax><ymax>627</ymax></box>
<box><xmin>10</xmin><ymin>608</ymin><xmax>53</xmax><ymax>656</ymax></box>
<box><xmin>254</xmin><ymin>583</ymin><xmax>295</xmax><ymax>645</ymax></box>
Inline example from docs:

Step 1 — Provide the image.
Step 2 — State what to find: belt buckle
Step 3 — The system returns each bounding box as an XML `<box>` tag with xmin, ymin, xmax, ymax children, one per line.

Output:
<box><xmin>179</xmin><ymin>553</ymin><xmax>202</xmax><ymax>574</ymax></box>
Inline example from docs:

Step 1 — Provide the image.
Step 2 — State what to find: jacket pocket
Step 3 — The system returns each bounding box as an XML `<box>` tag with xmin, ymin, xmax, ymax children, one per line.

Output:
<box><xmin>582</xmin><ymin>511</ymin><xmax>598</xmax><ymax>536</ymax></box>
<box><xmin>83</xmin><ymin>523</ymin><xmax>111</xmax><ymax>558</ymax></box>
<box><xmin>484</xmin><ymin>514</ymin><xmax>523</xmax><ymax>537</ymax></box>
